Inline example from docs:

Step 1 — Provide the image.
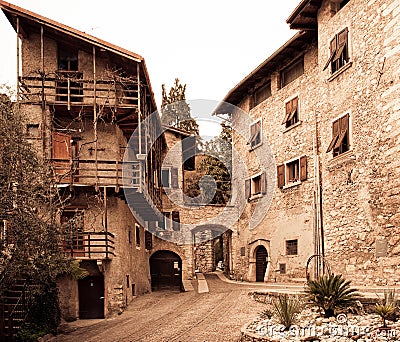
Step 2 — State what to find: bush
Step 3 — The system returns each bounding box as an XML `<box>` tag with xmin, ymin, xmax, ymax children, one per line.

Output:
<box><xmin>375</xmin><ymin>289</ymin><xmax>397</xmax><ymax>328</ymax></box>
<box><xmin>304</xmin><ymin>274</ymin><xmax>360</xmax><ymax>318</ymax></box>
<box><xmin>272</xmin><ymin>294</ymin><xmax>301</xmax><ymax>330</ymax></box>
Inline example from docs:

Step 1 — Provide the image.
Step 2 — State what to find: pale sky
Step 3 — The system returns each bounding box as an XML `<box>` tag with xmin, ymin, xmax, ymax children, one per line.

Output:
<box><xmin>0</xmin><ymin>0</ymin><xmax>301</xmax><ymax>137</ymax></box>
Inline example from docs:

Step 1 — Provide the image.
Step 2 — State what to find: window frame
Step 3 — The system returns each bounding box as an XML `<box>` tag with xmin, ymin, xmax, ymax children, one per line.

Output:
<box><xmin>280</xmin><ymin>57</ymin><xmax>304</xmax><ymax>88</ymax></box>
<box><xmin>282</xmin><ymin>96</ymin><xmax>300</xmax><ymax>128</ymax></box>
<box><xmin>323</xmin><ymin>28</ymin><xmax>350</xmax><ymax>75</ymax></box>
<box><xmin>277</xmin><ymin>155</ymin><xmax>307</xmax><ymax>188</ymax></box>
<box><xmin>135</xmin><ymin>224</ymin><xmax>141</xmax><ymax>248</ymax></box>
<box><xmin>161</xmin><ymin>168</ymin><xmax>171</xmax><ymax>188</ymax></box>
<box><xmin>326</xmin><ymin>113</ymin><xmax>351</xmax><ymax>157</ymax></box>
<box><xmin>251</xmin><ymin>81</ymin><xmax>271</xmax><ymax>109</ymax></box>
<box><xmin>245</xmin><ymin>171</ymin><xmax>267</xmax><ymax>201</ymax></box>
<box><xmin>249</xmin><ymin>119</ymin><xmax>262</xmax><ymax>150</ymax></box>
<box><xmin>286</xmin><ymin>239</ymin><xmax>298</xmax><ymax>256</ymax></box>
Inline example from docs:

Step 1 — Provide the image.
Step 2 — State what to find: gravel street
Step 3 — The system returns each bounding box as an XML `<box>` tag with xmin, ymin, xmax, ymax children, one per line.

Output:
<box><xmin>52</xmin><ymin>274</ymin><xmax>265</xmax><ymax>342</ymax></box>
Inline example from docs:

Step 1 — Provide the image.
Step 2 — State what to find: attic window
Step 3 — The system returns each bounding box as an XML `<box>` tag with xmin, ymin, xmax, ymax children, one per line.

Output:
<box><xmin>252</xmin><ymin>81</ymin><xmax>271</xmax><ymax>108</ymax></box>
<box><xmin>281</xmin><ymin>58</ymin><xmax>304</xmax><ymax>88</ymax></box>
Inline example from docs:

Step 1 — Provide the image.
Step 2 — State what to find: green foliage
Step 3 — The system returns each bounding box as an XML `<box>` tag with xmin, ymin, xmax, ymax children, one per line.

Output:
<box><xmin>259</xmin><ymin>306</ymin><xmax>274</xmax><ymax>319</ymax></box>
<box><xmin>375</xmin><ymin>289</ymin><xmax>397</xmax><ymax>328</ymax></box>
<box><xmin>161</xmin><ymin>78</ymin><xmax>199</xmax><ymax>135</ymax></box>
<box><xmin>272</xmin><ymin>294</ymin><xmax>301</xmax><ymax>330</ymax></box>
<box><xmin>304</xmin><ymin>274</ymin><xmax>360</xmax><ymax>318</ymax></box>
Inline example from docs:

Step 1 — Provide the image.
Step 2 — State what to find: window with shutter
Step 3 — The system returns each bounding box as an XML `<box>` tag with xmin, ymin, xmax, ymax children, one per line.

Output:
<box><xmin>281</xmin><ymin>58</ymin><xmax>304</xmax><ymax>88</ymax></box>
<box><xmin>135</xmin><ymin>225</ymin><xmax>141</xmax><ymax>247</ymax></box>
<box><xmin>245</xmin><ymin>179</ymin><xmax>251</xmax><ymax>201</ymax></box>
<box><xmin>300</xmin><ymin>156</ymin><xmax>307</xmax><ymax>181</ymax></box>
<box><xmin>161</xmin><ymin>168</ymin><xmax>170</xmax><ymax>188</ymax></box>
<box><xmin>277</xmin><ymin>164</ymin><xmax>285</xmax><ymax>188</ymax></box>
<box><xmin>145</xmin><ymin>231</ymin><xmax>152</xmax><ymax>250</ymax></box>
<box><xmin>172</xmin><ymin>211</ymin><xmax>180</xmax><ymax>231</ymax></box>
<box><xmin>324</xmin><ymin>28</ymin><xmax>349</xmax><ymax>73</ymax></box>
<box><xmin>282</xmin><ymin>97</ymin><xmax>299</xmax><ymax>128</ymax></box>
<box><xmin>246</xmin><ymin>172</ymin><xmax>267</xmax><ymax>200</ymax></box>
<box><xmin>249</xmin><ymin>119</ymin><xmax>262</xmax><ymax>149</ymax></box>
<box><xmin>327</xmin><ymin>114</ymin><xmax>350</xmax><ymax>156</ymax></box>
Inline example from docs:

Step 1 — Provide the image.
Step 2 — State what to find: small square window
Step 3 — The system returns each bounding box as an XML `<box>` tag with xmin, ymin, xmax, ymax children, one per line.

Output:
<box><xmin>145</xmin><ymin>230</ymin><xmax>152</xmax><ymax>250</ymax></box>
<box><xmin>240</xmin><ymin>247</ymin><xmax>246</xmax><ymax>256</ymax></box>
<box><xmin>286</xmin><ymin>160</ymin><xmax>300</xmax><ymax>183</ymax></box>
<box><xmin>279</xmin><ymin>263</ymin><xmax>286</xmax><ymax>274</ymax></box>
<box><xmin>326</xmin><ymin>114</ymin><xmax>350</xmax><ymax>157</ymax></box>
<box><xmin>26</xmin><ymin>124</ymin><xmax>40</xmax><ymax>138</ymax></box>
<box><xmin>245</xmin><ymin>172</ymin><xmax>266</xmax><ymax>200</ymax></box>
<box><xmin>249</xmin><ymin>120</ymin><xmax>262</xmax><ymax>149</ymax></box>
<box><xmin>286</xmin><ymin>240</ymin><xmax>298</xmax><ymax>256</ymax></box>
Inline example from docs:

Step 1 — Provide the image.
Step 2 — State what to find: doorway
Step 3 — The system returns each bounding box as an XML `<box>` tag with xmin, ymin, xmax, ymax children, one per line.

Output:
<box><xmin>78</xmin><ymin>274</ymin><xmax>104</xmax><ymax>319</ymax></box>
<box><xmin>255</xmin><ymin>246</ymin><xmax>268</xmax><ymax>282</ymax></box>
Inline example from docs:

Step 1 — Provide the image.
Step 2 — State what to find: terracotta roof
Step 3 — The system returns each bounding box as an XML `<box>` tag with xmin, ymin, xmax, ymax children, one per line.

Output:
<box><xmin>214</xmin><ymin>30</ymin><xmax>315</xmax><ymax>113</ymax></box>
<box><xmin>0</xmin><ymin>1</ymin><xmax>158</xmax><ymax>111</ymax></box>
<box><xmin>0</xmin><ymin>0</ymin><xmax>144</xmax><ymax>61</ymax></box>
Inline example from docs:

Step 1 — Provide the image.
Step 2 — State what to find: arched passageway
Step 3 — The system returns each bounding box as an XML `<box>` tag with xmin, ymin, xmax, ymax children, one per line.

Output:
<box><xmin>255</xmin><ymin>245</ymin><xmax>268</xmax><ymax>282</ymax></box>
<box><xmin>150</xmin><ymin>250</ymin><xmax>182</xmax><ymax>291</ymax></box>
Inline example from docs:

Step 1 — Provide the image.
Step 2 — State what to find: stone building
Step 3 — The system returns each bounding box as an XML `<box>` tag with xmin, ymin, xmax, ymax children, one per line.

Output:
<box><xmin>216</xmin><ymin>0</ymin><xmax>400</xmax><ymax>286</ymax></box>
<box><xmin>0</xmin><ymin>1</ymin><xmax>167</xmax><ymax>319</ymax></box>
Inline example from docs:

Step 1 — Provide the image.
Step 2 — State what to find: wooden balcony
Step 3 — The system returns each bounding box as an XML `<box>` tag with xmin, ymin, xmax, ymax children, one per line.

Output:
<box><xmin>52</xmin><ymin>158</ymin><xmax>141</xmax><ymax>190</ymax></box>
<box><xmin>61</xmin><ymin>231</ymin><xmax>115</xmax><ymax>260</ymax></box>
<box><xmin>18</xmin><ymin>73</ymin><xmax>139</xmax><ymax>110</ymax></box>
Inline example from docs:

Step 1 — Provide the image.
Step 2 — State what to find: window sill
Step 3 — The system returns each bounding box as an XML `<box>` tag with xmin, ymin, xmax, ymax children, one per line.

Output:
<box><xmin>286</xmin><ymin>254</ymin><xmax>298</xmax><ymax>258</ymax></box>
<box><xmin>327</xmin><ymin>62</ymin><xmax>353</xmax><ymax>82</ymax></box>
<box><xmin>282</xmin><ymin>181</ymin><xmax>301</xmax><ymax>189</ymax></box>
<box><xmin>248</xmin><ymin>193</ymin><xmax>263</xmax><ymax>202</ymax></box>
<box><xmin>327</xmin><ymin>149</ymin><xmax>356</xmax><ymax>170</ymax></box>
<box><xmin>135</xmin><ymin>246</ymin><xmax>141</xmax><ymax>250</ymax></box>
<box><xmin>283</xmin><ymin>121</ymin><xmax>302</xmax><ymax>133</ymax></box>
<box><xmin>249</xmin><ymin>142</ymin><xmax>263</xmax><ymax>151</ymax></box>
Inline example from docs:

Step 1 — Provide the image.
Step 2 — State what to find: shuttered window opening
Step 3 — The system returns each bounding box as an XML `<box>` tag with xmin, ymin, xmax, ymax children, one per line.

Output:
<box><xmin>326</xmin><ymin>114</ymin><xmax>349</xmax><ymax>157</ymax></box>
<box><xmin>276</xmin><ymin>156</ymin><xmax>307</xmax><ymax>188</ymax></box>
<box><xmin>286</xmin><ymin>239</ymin><xmax>298</xmax><ymax>255</ymax></box>
<box><xmin>135</xmin><ymin>225</ymin><xmax>141</xmax><ymax>247</ymax></box>
<box><xmin>145</xmin><ymin>230</ymin><xmax>153</xmax><ymax>250</ymax></box>
<box><xmin>252</xmin><ymin>81</ymin><xmax>271</xmax><ymax>109</ymax></box>
<box><xmin>245</xmin><ymin>172</ymin><xmax>267</xmax><ymax>201</ymax></box>
<box><xmin>281</xmin><ymin>57</ymin><xmax>304</xmax><ymax>88</ymax></box>
<box><xmin>282</xmin><ymin>97</ymin><xmax>299</xmax><ymax>128</ymax></box>
<box><xmin>249</xmin><ymin>119</ymin><xmax>262</xmax><ymax>149</ymax></box>
<box><xmin>323</xmin><ymin>28</ymin><xmax>349</xmax><ymax>74</ymax></box>
<box><xmin>161</xmin><ymin>167</ymin><xmax>179</xmax><ymax>188</ymax></box>
<box><xmin>172</xmin><ymin>211</ymin><xmax>180</xmax><ymax>231</ymax></box>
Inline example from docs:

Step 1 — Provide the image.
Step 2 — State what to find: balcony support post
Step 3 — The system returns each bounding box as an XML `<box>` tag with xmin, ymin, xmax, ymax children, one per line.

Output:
<box><xmin>93</xmin><ymin>46</ymin><xmax>98</xmax><ymax>190</ymax></box>
<box><xmin>103</xmin><ymin>186</ymin><xmax>109</xmax><ymax>258</ymax></box>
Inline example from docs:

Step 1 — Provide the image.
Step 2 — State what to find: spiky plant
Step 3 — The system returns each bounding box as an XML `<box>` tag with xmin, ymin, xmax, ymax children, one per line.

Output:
<box><xmin>304</xmin><ymin>274</ymin><xmax>360</xmax><ymax>318</ymax></box>
<box><xmin>375</xmin><ymin>289</ymin><xmax>397</xmax><ymax>328</ymax></box>
<box><xmin>272</xmin><ymin>294</ymin><xmax>301</xmax><ymax>330</ymax></box>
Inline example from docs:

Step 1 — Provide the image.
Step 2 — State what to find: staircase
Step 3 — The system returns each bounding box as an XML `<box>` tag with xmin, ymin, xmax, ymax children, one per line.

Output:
<box><xmin>0</xmin><ymin>278</ymin><xmax>32</xmax><ymax>341</ymax></box>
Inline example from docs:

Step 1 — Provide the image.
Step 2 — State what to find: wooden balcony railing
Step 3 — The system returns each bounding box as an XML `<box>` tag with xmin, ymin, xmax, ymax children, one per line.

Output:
<box><xmin>52</xmin><ymin>159</ymin><xmax>141</xmax><ymax>189</ymax></box>
<box><xmin>18</xmin><ymin>74</ymin><xmax>139</xmax><ymax>109</ymax></box>
<box><xmin>61</xmin><ymin>231</ymin><xmax>115</xmax><ymax>259</ymax></box>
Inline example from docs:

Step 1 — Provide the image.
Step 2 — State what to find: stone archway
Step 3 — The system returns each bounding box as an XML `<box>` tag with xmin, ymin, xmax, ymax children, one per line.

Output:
<box><xmin>191</xmin><ymin>225</ymin><xmax>230</xmax><ymax>274</ymax></box>
<box><xmin>248</xmin><ymin>239</ymin><xmax>270</xmax><ymax>282</ymax></box>
<box><xmin>150</xmin><ymin>250</ymin><xmax>182</xmax><ymax>291</ymax></box>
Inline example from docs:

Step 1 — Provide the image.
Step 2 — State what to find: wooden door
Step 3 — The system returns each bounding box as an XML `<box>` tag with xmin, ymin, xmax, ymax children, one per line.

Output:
<box><xmin>52</xmin><ymin>131</ymin><xmax>71</xmax><ymax>181</ymax></box>
<box><xmin>78</xmin><ymin>275</ymin><xmax>104</xmax><ymax>319</ymax></box>
<box><xmin>256</xmin><ymin>246</ymin><xmax>268</xmax><ymax>282</ymax></box>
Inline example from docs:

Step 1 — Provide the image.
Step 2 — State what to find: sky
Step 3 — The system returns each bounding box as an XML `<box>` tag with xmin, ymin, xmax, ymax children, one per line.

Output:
<box><xmin>0</xmin><ymin>0</ymin><xmax>301</xmax><ymax>137</ymax></box>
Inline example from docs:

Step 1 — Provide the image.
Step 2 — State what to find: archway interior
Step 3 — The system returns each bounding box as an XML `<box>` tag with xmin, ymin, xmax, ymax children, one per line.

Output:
<box><xmin>150</xmin><ymin>250</ymin><xmax>182</xmax><ymax>291</ymax></box>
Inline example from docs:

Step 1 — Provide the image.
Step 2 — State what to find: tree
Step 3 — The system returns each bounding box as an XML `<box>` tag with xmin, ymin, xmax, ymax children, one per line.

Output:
<box><xmin>0</xmin><ymin>94</ymin><xmax>82</xmax><ymax>337</ymax></box>
<box><xmin>185</xmin><ymin>122</ymin><xmax>232</xmax><ymax>205</ymax></box>
<box><xmin>161</xmin><ymin>78</ymin><xmax>199</xmax><ymax>135</ymax></box>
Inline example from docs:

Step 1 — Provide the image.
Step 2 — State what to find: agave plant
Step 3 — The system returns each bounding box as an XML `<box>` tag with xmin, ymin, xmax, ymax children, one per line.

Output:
<box><xmin>375</xmin><ymin>289</ymin><xmax>397</xmax><ymax>328</ymax></box>
<box><xmin>304</xmin><ymin>274</ymin><xmax>360</xmax><ymax>318</ymax></box>
<box><xmin>272</xmin><ymin>294</ymin><xmax>301</xmax><ymax>330</ymax></box>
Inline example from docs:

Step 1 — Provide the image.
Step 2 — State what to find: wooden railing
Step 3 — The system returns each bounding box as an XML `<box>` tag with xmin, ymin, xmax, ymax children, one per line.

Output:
<box><xmin>61</xmin><ymin>231</ymin><xmax>115</xmax><ymax>259</ymax></box>
<box><xmin>18</xmin><ymin>74</ymin><xmax>139</xmax><ymax>108</ymax></box>
<box><xmin>52</xmin><ymin>159</ymin><xmax>141</xmax><ymax>189</ymax></box>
